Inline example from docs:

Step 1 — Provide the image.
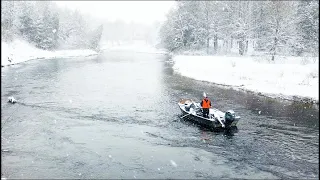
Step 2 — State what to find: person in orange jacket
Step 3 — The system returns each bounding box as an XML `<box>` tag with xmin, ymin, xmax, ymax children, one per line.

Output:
<box><xmin>200</xmin><ymin>96</ymin><xmax>211</xmax><ymax>118</ymax></box>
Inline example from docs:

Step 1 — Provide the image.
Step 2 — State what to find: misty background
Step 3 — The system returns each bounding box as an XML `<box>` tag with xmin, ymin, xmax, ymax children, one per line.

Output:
<box><xmin>1</xmin><ymin>1</ymin><xmax>167</xmax><ymax>51</ymax></box>
<box><xmin>1</xmin><ymin>1</ymin><xmax>319</xmax><ymax>60</ymax></box>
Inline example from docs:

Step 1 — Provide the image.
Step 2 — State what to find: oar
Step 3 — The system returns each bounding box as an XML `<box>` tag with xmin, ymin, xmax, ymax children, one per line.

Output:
<box><xmin>180</xmin><ymin>113</ymin><xmax>191</xmax><ymax>119</ymax></box>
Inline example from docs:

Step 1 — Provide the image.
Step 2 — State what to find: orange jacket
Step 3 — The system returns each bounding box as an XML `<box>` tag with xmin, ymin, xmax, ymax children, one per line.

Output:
<box><xmin>201</xmin><ymin>99</ymin><xmax>211</xmax><ymax>109</ymax></box>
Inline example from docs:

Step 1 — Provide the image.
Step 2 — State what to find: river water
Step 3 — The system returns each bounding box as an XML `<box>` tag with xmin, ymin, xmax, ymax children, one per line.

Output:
<box><xmin>1</xmin><ymin>50</ymin><xmax>319</xmax><ymax>179</ymax></box>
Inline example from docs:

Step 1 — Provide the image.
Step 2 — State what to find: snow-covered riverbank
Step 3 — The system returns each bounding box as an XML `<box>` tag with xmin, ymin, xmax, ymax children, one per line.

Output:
<box><xmin>172</xmin><ymin>55</ymin><xmax>319</xmax><ymax>103</ymax></box>
<box><xmin>1</xmin><ymin>39</ymin><xmax>99</xmax><ymax>67</ymax></box>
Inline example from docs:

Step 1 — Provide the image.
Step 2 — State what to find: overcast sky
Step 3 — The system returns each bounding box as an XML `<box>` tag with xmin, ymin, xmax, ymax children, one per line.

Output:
<box><xmin>55</xmin><ymin>1</ymin><xmax>175</xmax><ymax>25</ymax></box>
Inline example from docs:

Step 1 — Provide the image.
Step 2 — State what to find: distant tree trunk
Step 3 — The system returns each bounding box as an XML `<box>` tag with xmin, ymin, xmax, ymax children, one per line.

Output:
<box><xmin>271</xmin><ymin>16</ymin><xmax>280</xmax><ymax>61</ymax></box>
<box><xmin>238</xmin><ymin>40</ymin><xmax>244</xmax><ymax>55</ymax></box>
<box><xmin>213</xmin><ymin>34</ymin><xmax>218</xmax><ymax>54</ymax></box>
<box><xmin>205</xmin><ymin>2</ymin><xmax>210</xmax><ymax>55</ymax></box>
<box><xmin>245</xmin><ymin>40</ymin><xmax>249</xmax><ymax>54</ymax></box>
<box><xmin>230</xmin><ymin>38</ymin><xmax>233</xmax><ymax>49</ymax></box>
<box><xmin>206</xmin><ymin>38</ymin><xmax>210</xmax><ymax>54</ymax></box>
<box><xmin>228</xmin><ymin>38</ymin><xmax>231</xmax><ymax>53</ymax></box>
<box><xmin>271</xmin><ymin>34</ymin><xmax>278</xmax><ymax>61</ymax></box>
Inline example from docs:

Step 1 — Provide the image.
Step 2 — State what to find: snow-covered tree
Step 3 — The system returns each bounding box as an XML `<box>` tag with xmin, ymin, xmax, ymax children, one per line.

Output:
<box><xmin>294</xmin><ymin>1</ymin><xmax>319</xmax><ymax>56</ymax></box>
<box><xmin>1</xmin><ymin>1</ymin><xmax>103</xmax><ymax>51</ymax></box>
<box><xmin>18</xmin><ymin>2</ymin><xmax>37</xmax><ymax>43</ymax></box>
<box><xmin>1</xmin><ymin>1</ymin><xmax>15</xmax><ymax>41</ymax></box>
<box><xmin>262</xmin><ymin>1</ymin><xmax>298</xmax><ymax>60</ymax></box>
<box><xmin>31</xmin><ymin>2</ymin><xmax>59</xmax><ymax>50</ymax></box>
<box><xmin>88</xmin><ymin>24</ymin><xmax>103</xmax><ymax>50</ymax></box>
<box><xmin>159</xmin><ymin>7</ymin><xmax>184</xmax><ymax>51</ymax></box>
<box><xmin>159</xmin><ymin>1</ymin><xmax>318</xmax><ymax>58</ymax></box>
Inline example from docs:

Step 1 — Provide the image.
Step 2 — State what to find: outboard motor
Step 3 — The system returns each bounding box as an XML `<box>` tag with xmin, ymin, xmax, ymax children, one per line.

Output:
<box><xmin>225</xmin><ymin>110</ymin><xmax>236</xmax><ymax>127</ymax></box>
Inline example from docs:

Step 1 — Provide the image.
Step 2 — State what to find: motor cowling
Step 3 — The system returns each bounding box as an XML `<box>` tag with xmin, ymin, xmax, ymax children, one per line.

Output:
<box><xmin>225</xmin><ymin>110</ymin><xmax>236</xmax><ymax>122</ymax></box>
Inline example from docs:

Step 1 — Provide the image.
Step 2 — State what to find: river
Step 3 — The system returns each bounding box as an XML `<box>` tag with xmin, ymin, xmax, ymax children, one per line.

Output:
<box><xmin>1</xmin><ymin>50</ymin><xmax>319</xmax><ymax>179</ymax></box>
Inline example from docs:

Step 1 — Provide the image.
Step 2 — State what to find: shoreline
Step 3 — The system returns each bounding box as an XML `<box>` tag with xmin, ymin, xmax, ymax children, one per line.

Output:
<box><xmin>1</xmin><ymin>39</ymin><xmax>99</xmax><ymax>68</ymax></box>
<box><xmin>1</xmin><ymin>53</ymin><xmax>99</xmax><ymax>68</ymax></box>
<box><xmin>172</xmin><ymin>54</ymin><xmax>319</xmax><ymax>105</ymax></box>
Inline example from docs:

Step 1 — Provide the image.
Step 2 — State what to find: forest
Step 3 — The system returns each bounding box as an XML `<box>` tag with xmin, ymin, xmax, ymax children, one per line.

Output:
<box><xmin>1</xmin><ymin>1</ymin><xmax>103</xmax><ymax>51</ymax></box>
<box><xmin>159</xmin><ymin>1</ymin><xmax>319</xmax><ymax>60</ymax></box>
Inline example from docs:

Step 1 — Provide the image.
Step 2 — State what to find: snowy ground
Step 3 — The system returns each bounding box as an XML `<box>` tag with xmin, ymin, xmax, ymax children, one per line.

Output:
<box><xmin>1</xmin><ymin>39</ymin><xmax>99</xmax><ymax>67</ymax></box>
<box><xmin>172</xmin><ymin>55</ymin><xmax>319</xmax><ymax>103</ymax></box>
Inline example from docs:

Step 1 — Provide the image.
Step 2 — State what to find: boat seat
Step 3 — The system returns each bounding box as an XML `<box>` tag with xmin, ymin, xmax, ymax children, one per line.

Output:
<box><xmin>185</xmin><ymin>102</ymin><xmax>196</xmax><ymax>111</ymax></box>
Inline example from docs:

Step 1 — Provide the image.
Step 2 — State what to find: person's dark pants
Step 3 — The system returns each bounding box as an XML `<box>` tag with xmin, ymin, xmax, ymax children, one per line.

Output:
<box><xmin>203</xmin><ymin>108</ymin><xmax>209</xmax><ymax>118</ymax></box>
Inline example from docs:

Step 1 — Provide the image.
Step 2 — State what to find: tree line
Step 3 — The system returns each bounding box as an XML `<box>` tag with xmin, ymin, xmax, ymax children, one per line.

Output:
<box><xmin>1</xmin><ymin>1</ymin><xmax>103</xmax><ymax>51</ymax></box>
<box><xmin>159</xmin><ymin>1</ymin><xmax>319</xmax><ymax>60</ymax></box>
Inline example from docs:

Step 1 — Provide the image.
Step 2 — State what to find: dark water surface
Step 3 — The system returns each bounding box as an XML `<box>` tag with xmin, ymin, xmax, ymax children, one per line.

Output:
<box><xmin>1</xmin><ymin>51</ymin><xmax>319</xmax><ymax>179</ymax></box>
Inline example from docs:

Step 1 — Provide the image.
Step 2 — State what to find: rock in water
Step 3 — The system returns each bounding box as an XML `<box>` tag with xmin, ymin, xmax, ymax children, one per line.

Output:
<box><xmin>8</xmin><ymin>97</ymin><xmax>16</xmax><ymax>104</ymax></box>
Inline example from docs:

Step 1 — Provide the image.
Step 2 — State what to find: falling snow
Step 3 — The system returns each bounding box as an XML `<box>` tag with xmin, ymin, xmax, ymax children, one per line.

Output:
<box><xmin>170</xmin><ymin>160</ymin><xmax>177</xmax><ymax>167</ymax></box>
